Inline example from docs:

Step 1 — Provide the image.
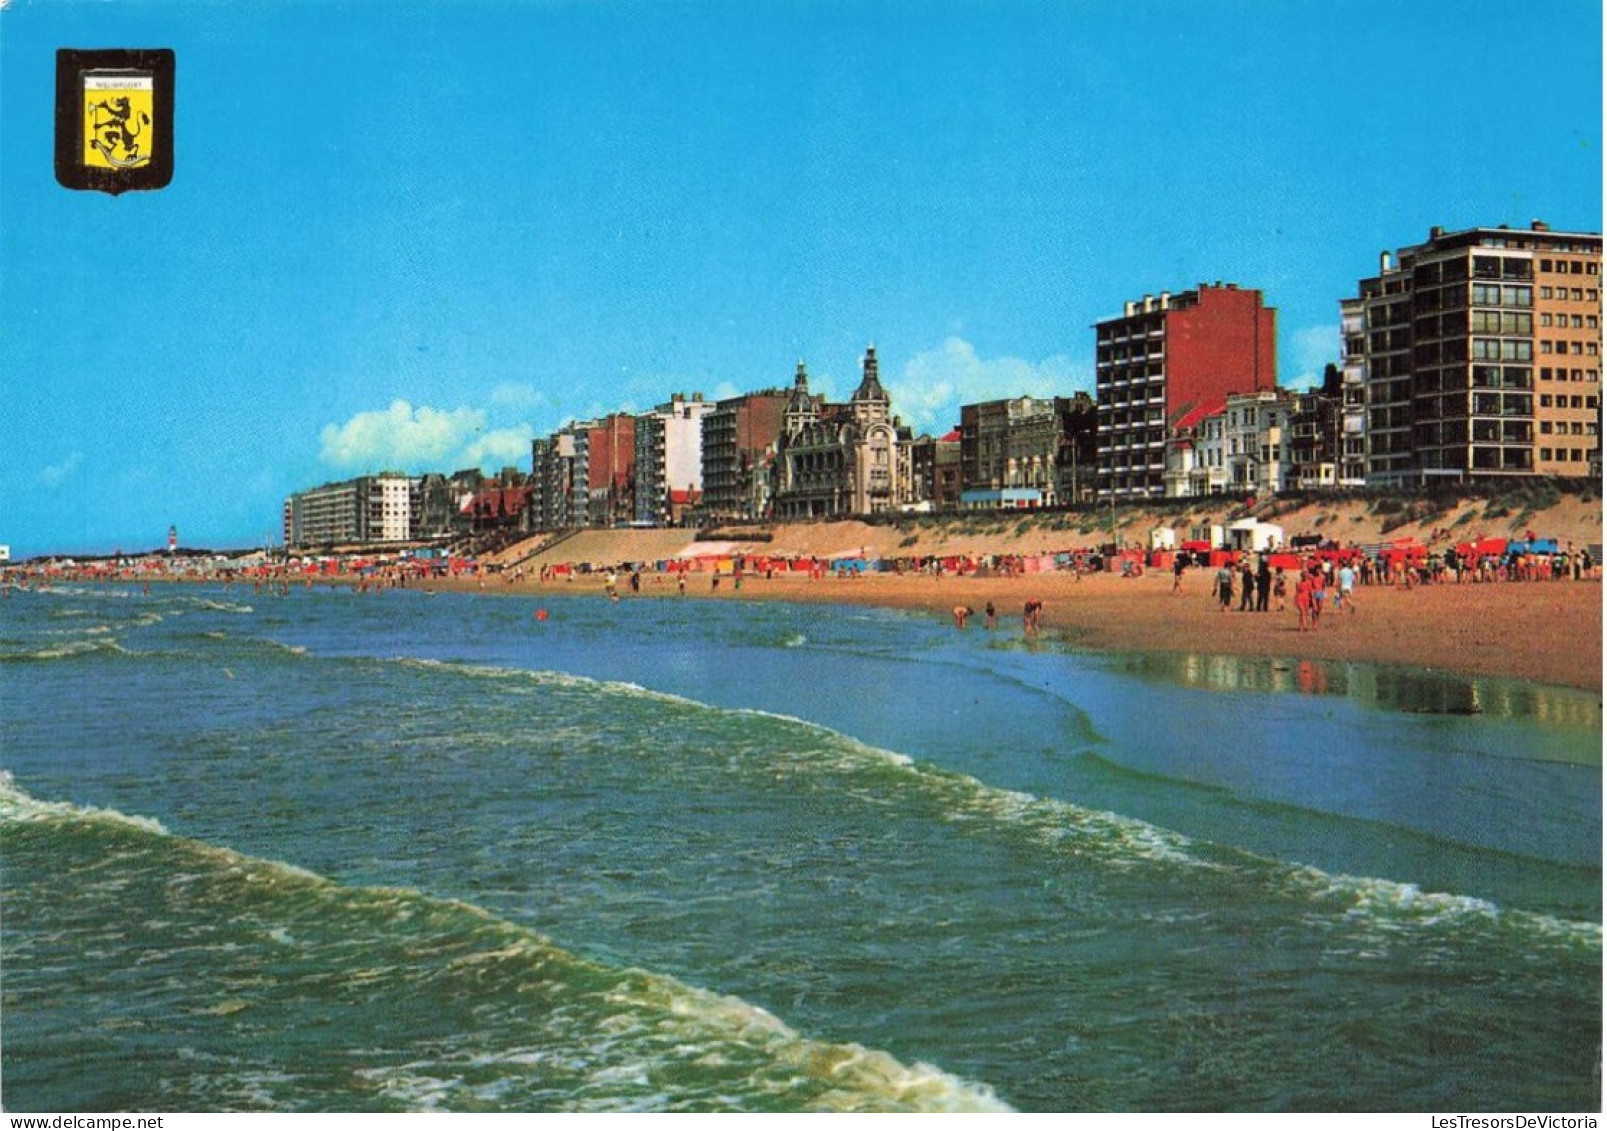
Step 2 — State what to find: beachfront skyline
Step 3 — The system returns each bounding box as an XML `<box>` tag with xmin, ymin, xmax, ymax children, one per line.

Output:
<box><xmin>3</xmin><ymin>0</ymin><xmax>1601</xmax><ymax>557</ymax></box>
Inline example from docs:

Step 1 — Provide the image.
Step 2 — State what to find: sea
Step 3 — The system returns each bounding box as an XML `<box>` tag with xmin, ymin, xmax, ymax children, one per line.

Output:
<box><xmin>0</xmin><ymin>580</ymin><xmax>1599</xmax><ymax>1113</ymax></box>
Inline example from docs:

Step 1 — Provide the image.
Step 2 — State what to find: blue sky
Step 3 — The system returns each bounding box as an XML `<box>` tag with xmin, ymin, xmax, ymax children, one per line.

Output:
<box><xmin>2</xmin><ymin>0</ymin><xmax>1600</xmax><ymax>556</ymax></box>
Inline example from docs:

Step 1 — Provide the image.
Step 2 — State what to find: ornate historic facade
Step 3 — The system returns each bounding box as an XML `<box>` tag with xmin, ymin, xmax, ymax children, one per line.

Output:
<box><xmin>772</xmin><ymin>346</ymin><xmax>914</xmax><ymax>519</ymax></box>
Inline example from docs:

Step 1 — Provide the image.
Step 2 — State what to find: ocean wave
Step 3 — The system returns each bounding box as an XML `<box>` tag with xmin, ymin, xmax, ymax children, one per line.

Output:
<box><xmin>0</xmin><ymin>771</ymin><xmax>1009</xmax><ymax>1113</ymax></box>
<box><xmin>184</xmin><ymin>597</ymin><xmax>255</xmax><ymax>614</ymax></box>
<box><xmin>378</xmin><ymin>655</ymin><xmax>1601</xmax><ymax>948</ymax></box>
<box><xmin>0</xmin><ymin>637</ymin><xmax>128</xmax><ymax>663</ymax></box>
<box><xmin>1278</xmin><ymin>863</ymin><xmax>1602</xmax><ymax>949</ymax></box>
<box><xmin>0</xmin><ymin>769</ymin><xmax>168</xmax><ymax>835</ymax></box>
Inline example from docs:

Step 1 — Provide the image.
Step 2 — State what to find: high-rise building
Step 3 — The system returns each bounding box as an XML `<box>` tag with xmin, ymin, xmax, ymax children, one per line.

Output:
<box><xmin>530</xmin><ymin>423</ymin><xmax>592</xmax><ymax>530</ymax></box>
<box><xmin>700</xmin><ymin>388</ymin><xmax>790</xmax><ymax>522</ymax></box>
<box><xmin>1343</xmin><ymin>222</ymin><xmax>1602</xmax><ymax>485</ymax></box>
<box><xmin>1094</xmin><ymin>283</ymin><xmax>1278</xmax><ymax>500</ymax></box>
<box><xmin>633</xmin><ymin>394</ymin><xmax>711</xmax><ymax>526</ymax></box>
<box><xmin>586</xmin><ymin>412</ymin><xmax>636</xmax><ymax>527</ymax></box>
<box><xmin>285</xmin><ymin>473</ymin><xmax>415</xmax><ymax>548</ymax></box>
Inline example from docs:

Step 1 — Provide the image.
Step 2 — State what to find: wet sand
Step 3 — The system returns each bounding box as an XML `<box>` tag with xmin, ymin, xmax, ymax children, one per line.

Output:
<box><xmin>426</xmin><ymin>567</ymin><xmax>1603</xmax><ymax>693</ymax></box>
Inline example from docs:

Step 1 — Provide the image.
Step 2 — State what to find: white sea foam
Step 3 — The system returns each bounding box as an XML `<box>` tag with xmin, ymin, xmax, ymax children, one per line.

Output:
<box><xmin>1278</xmin><ymin>861</ymin><xmax>1601</xmax><ymax>947</ymax></box>
<box><xmin>0</xmin><ymin>769</ymin><xmax>168</xmax><ymax>834</ymax></box>
<box><xmin>1</xmin><ymin>637</ymin><xmax>125</xmax><ymax>662</ymax></box>
<box><xmin>383</xmin><ymin>652</ymin><xmax>1596</xmax><ymax>948</ymax></box>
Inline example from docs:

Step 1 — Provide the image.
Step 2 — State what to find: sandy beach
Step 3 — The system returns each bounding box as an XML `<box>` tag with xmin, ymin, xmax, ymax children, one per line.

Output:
<box><xmin>421</xmin><ymin>565</ymin><xmax>1604</xmax><ymax>693</ymax></box>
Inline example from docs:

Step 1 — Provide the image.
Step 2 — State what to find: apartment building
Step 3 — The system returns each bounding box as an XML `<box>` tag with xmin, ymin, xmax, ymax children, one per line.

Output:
<box><xmin>1095</xmin><ymin>283</ymin><xmax>1278</xmax><ymax>500</ymax></box>
<box><xmin>633</xmin><ymin>394</ymin><xmax>711</xmax><ymax>526</ymax></box>
<box><xmin>1343</xmin><ymin>221</ymin><xmax>1601</xmax><ymax>485</ymax></box>
<box><xmin>286</xmin><ymin>472</ymin><xmax>415</xmax><ymax>549</ymax></box>
<box><xmin>699</xmin><ymin>388</ymin><xmax>790</xmax><ymax>522</ymax></box>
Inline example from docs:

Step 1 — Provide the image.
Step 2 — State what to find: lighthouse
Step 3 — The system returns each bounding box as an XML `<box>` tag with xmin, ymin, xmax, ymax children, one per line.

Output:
<box><xmin>168</xmin><ymin>525</ymin><xmax>177</xmax><ymax>554</ymax></box>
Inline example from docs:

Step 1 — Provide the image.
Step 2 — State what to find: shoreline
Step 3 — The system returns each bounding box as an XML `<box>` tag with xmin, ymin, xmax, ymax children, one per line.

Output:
<box><xmin>408</xmin><ymin>567</ymin><xmax>1604</xmax><ymax>694</ymax></box>
<box><xmin>13</xmin><ymin>561</ymin><xmax>1600</xmax><ymax>692</ymax></box>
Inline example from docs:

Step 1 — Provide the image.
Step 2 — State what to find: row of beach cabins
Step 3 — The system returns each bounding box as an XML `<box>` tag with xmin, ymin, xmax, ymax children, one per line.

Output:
<box><xmin>7</xmin><ymin>514</ymin><xmax>1599</xmax><ymax>589</ymax></box>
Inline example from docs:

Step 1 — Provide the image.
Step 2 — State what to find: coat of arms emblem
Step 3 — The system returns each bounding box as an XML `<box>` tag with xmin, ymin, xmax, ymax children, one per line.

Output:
<box><xmin>56</xmin><ymin>49</ymin><xmax>174</xmax><ymax>195</ymax></box>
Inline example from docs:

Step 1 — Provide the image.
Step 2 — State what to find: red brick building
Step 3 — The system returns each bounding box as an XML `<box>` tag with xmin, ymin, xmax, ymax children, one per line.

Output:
<box><xmin>586</xmin><ymin>412</ymin><xmax>636</xmax><ymax>526</ymax></box>
<box><xmin>1095</xmin><ymin>283</ymin><xmax>1277</xmax><ymax>500</ymax></box>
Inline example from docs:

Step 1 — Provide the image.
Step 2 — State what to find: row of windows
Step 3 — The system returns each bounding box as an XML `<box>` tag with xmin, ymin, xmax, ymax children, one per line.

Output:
<box><xmin>1538</xmin><ymin>367</ymin><xmax>1600</xmax><ymax>382</ymax></box>
<box><xmin>1538</xmin><ymin>340</ymin><xmax>1600</xmax><ymax>356</ymax></box>
<box><xmin>1471</xmin><ymin>256</ymin><xmax>1535</xmax><ymax>281</ymax></box>
<box><xmin>1539</xmin><ymin>421</ymin><xmax>1597</xmax><ymax>436</ymax></box>
<box><xmin>1538</xmin><ymin>259</ymin><xmax>1600</xmax><ymax>275</ymax></box>
<box><xmin>1469</xmin><ymin>283</ymin><xmax>1533</xmax><ymax>307</ymax></box>
<box><xmin>1538</xmin><ymin>313</ymin><xmax>1598</xmax><ymax>328</ymax></box>
<box><xmin>1468</xmin><ymin>310</ymin><xmax>1532</xmax><ymax>334</ymax></box>
<box><xmin>1538</xmin><ymin>448</ymin><xmax>1593</xmax><ymax>462</ymax></box>
<box><xmin>1538</xmin><ymin>285</ymin><xmax>1599</xmax><ymax>302</ymax></box>
<box><xmin>1470</xmin><ymin>339</ymin><xmax>1534</xmax><ymax>361</ymax></box>
<box><xmin>1537</xmin><ymin>394</ymin><xmax>1599</xmax><ymax>409</ymax></box>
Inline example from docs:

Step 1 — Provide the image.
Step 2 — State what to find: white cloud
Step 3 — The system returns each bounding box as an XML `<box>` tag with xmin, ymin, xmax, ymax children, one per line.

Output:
<box><xmin>488</xmin><ymin>382</ymin><xmax>544</xmax><ymax>411</ymax></box>
<box><xmin>1288</xmin><ymin>323</ymin><xmax>1339</xmax><ymax>389</ymax></box>
<box><xmin>887</xmin><ymin>338</ymin><xmax>1091</xmax><ymax>433</ymax></box>
<box><xmin>462</xmin><ymin>426</ymin><xmax>538</xmax><ymax>471</ymax></box>
<box><xmin>319</xmin><ymin>400</ymin><xmax>489</xmax><ymax>471</ymax></box>
<box><xmin>37</xmin><ymin>452</ymin><xmax>83</xmax><ymax>486</ymax></box>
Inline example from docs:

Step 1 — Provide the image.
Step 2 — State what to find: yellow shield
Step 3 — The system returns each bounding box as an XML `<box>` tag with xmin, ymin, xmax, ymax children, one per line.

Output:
<box><xmin>82</xmin><ymin>72</ymin><xmax>155</xmax><ymax>170</ymax></box>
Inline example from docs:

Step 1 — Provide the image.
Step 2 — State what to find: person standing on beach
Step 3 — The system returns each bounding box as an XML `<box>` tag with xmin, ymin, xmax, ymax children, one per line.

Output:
<box><xmin>1338</xmin><ymin>561</ymin><xmax>1357</xmax><ymax>615</ymax></box>
<box><xmin>1256</xmin><ymin>556</ymin><xmax>1272</xmax><ymax>612</ymax></box>
<box><xmin>1238</xmin><ymin>559</ymin><xmax>1256</xmax><ymax>611</ymax></box>
<box><xmin>1294</xmin><ymin>570</ymin><xmax>1314</xmax><ymax>631</ymax></box>
<box><xmin>1023</xmin><ymin>599</ymin><xmax>1043</xmax><ymax>637</ymax></box>
<box><xmin>1172</xmin><ymin>553</ymin><xmax>1187</xmax><ymax>594</ymax></box>
<box><xmin>1215</xmin><ymin>563</ymin><xmax>1233</xmax><ymax>611</ymax></box>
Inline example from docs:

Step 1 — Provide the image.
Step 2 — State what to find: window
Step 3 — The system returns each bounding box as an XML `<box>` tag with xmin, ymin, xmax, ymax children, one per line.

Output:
<box><xmin>1540</xmin><ymin>448</ymin><xmax>1552</xmax><ymax>461</ymax></box>
<box><xmin>1541</xmin><ymin>313</ymin><xmax>1554</xmax><ymax>327</ymax></box>
<box><xmin>1540</xmin><ymin>395</ymin><xmax>1553</xmax><ymax>407</ymax></box>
